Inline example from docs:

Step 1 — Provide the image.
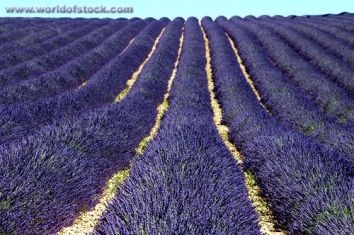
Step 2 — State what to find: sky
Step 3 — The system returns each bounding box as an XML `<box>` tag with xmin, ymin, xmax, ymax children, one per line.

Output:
<box><xmin>0</xmin><ymin>0</ymin><xmax>353</xmax><ymax>19</ymax></box>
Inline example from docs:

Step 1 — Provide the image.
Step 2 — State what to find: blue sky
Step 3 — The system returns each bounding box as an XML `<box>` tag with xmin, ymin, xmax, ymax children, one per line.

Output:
<box><xmin>1</xmin><ymin>0</ymin><xmax>353</xmax><ymax>19</ymax></box>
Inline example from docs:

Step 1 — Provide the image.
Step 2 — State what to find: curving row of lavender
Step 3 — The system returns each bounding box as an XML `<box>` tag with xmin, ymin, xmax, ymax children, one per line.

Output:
<box><xmin>0</xmin><ymin>19</ymin><xmax>68</xmax><ymax>44</ymax></box>
<box><xmin>0</xmin><ymin>20</ymin><xmax>86</xmax><ymax>54</ymax></box>
<box><xmin>0</xmin><ymin>14</ymin><xmax>353</xmax><ymax>234</ymax></box>
<box><xmin>0</xmin><ymin>19</ymin><xmax>163</xmax><ymax>145</ymax></box>
<box><xmin>94</xmin><ymin>17</ymin><xmax>260</xmax><ymax>234</ymax></box>
<box><xmin>292</xmin><ymin>16</ymin><xmax>354</xmax><ymax>47</ymax></box>
<box><xmin>258</xmin><ymin>18</ymin><xmax>354</xmax><ymax>94</ymax></box>
<box><xmin>0</xmin><ymin>18</ymin><xmax>182</xmax><ymax>234</ymax></box>
<box><xmin>0</xmin><ymin>20</ymin><xmax>107</xmax><ymax>71</ymax></box>
<box><xmin>0</xmin><ymin>17</ymin><xmax>85</xmax><ymax>34</ymax></box>
<box><xmin>221</xmin><ymin>17</ymin><xmax>354</xmax><ymax>160</ymax></box>
<box><xmin>0</xmin><ymin>20</ymin><xmax>145</xmax><ymax>104</ymax></box>
<box><xmin>0</xmin><ymin>20</ymin><xmax>124</xmax><ymax>86</ymax></box>
<box><xmin>272</xmin><ymin>16</ymin><xmax>354</xmax><ymax>66</ymax></box>
<box><xmin>207</xmin><ymin>17</ymin><xmax>353</xmax><ymax>234</ymax></box>
<box><xmin>243</xmin><ymin>18</ymin><xmax>354</xmax><ymax>123</ymax></box>
<box><xmin>238</xmin><ymin>17</ymin><xmax>354</xmax><ymax>125</ymax></box>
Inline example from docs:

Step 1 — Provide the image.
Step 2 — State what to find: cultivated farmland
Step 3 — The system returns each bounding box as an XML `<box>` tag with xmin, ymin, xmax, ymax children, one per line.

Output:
<box><xmin>0</xmin><ymin>13</ymin><xmax>353</xmax><ymax>234</ymax></box>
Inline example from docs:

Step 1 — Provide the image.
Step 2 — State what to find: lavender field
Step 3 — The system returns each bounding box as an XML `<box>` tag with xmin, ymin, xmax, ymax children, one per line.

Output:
<box><xmin>0</xmin><ymin>13</ymin><xmax>353</xmax><ymax>234</ymax></box>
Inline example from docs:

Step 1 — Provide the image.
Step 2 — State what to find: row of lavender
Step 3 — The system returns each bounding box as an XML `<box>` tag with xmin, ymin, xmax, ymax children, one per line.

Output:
<box><xmin>0</xmin><ymin>19</ymin><xmax>106</xmax><ymax>72</ymax></box>
<box><xmin>0</xmin><ymin>17</ymin><xmax>98</xmax><ymax>34</ymax></box>
<box><xmin>0</xmin><ymin>18</ymin><xmax>74</xmax><ymax>43</ymax></box>
<box><xmin>0</xmin><ymin>20</ymin><xmax>145</xmax><ymax>104</ymax></box>
<box><xmin>240</xmin><ymin>17</ymin><xmax>354</xmax><ymax>124</ymax></box>
<box><xmin>0</xmin><ymin>17</ymin><xmax>262</xmax><ymax>234</ymax></box>
<box><xmin>225</xmin><ymin>16</ymin><xmax>354</xmax><ymax>161</ymax></box>
<box><xmin>0</xmin><ymin>19</ymin><xmax>92</xmax><ymax>56</ymax></box>
<box><xmin>0</xmin><ymin>20</ymin><xmax>125</xmax><ymax>89</ymax></box>
<box><xmin>0</xmin><ymin>13</ymin><xmax>353</xmax><ymax>234</ymax></box>
<box><xmin>94</xmin><ymin>18</ymin><xmax>260</xmax><ymax>234</ymax></box>
<box><xmin>93</xmin><ymin>15</ymin><xmax>354</xmax><ymax>234</ymax></box>
<box><xmin>0</xmin><ymin>18</ymin><xmax>174</xmax><ymax>234</ymax></box>
<box><xmin>0</xmin><ymin>19</ymin><xmax>160</xmax><ymax>145</ymax></box>
<box><xmin>208</xmin><ymin>17</ymin><xmax>353</xmax><ymax>233</ymax></box>
<box><xmin>94</xmin><ymin>14</ymin><xmax>354</xmax><ymax>234</ymax></box>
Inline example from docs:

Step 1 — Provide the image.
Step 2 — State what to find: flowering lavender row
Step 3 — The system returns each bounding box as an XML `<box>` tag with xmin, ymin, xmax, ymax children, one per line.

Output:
<box><xmin>330</xmin><ymin>13</ymin><xmax>354</xmax><ymax>21</ymax></box>
<box><xmin>0</xmin><ymin>19</ymin><xmax>67</xmax><ymax>44</ymax></box>
<box><xmin>298</xmin><ymin>13</ymin><xmax>354</xmax><ymax>24</ymax></box>
<box><xmin>0</xmin><ymin>17</ymin><xmax>73</xmax><ymax>25</ymax></box>
<box><xmin>0</xmin><ymin>17</ymin><xmax>46</xmax><ymax>24</ymax></box>
<box><xmin>0</xmin><ymin>20</ymin><xmax>88</xmax><ymax>54</ymax></box>
<box><xmin>0</xmin><ymin>18</ymin><xmax>182</xmax><ymax>234</ymax></box>
<box><xmin>284</xmin><ymin>14</ymin><xmax>354</xmax><ymax>43</ymax></box>
<box><xmin>0</xmin><ymin>19</ymin><xmax>98</xmax><ymax>64</ymax></box>
<box><xmin>94</xmin><ymin>17</ymin><xmax>260</xmax><ymax>235</ymax></box>
<box><xmin>233</xmin><ymin>18</ymin><xmax>354</xmax><ymax>125</ymax></box>
<box><xmin>0</xmin><ymin>21</ymin><xmax>164</xmax><ymax>146</ymax></box>
<box><xmin>0</xmin><ymin>19</ymin><xmax>107</xmax><ymax>71</ymax></box>
<box><xmin>268</xmin><ymin>17</ymin><xmax>354</xmax><ymax>66</ymax></box>
<box><xmin>0</xmin><ymin>18</ymin><xmax>86</xmax><ymax>33</ymax></box>
<box><xmin>1</xmin><ymin>20</ymin><xmax>102</xmax><ymax>63</ymax></box>
<box><xmin>256</xmin><ymin>18</ymin><xmax>354</xmax><ymax>94</ymax></box>
<box><xmin>225</xmin><ymin>18</ymin><xmax>354</xmax><ymax>160</ymax></box>
<box><xmin>0</xmin><ymin>20</ymin><xmax>146</xmax><ymax>105</ymax></box>
<box><xmin>208</xmin><ymin>18</ymin><xmax>354</xmax><ymax>234</ymax></box>
<box><xmin>292</xmin><ymin>17</ymin><xmax>354</xmax><ymax>47</ymax></box>
<box><xmin>2</xmin><ymin>19</ymin><xmax>84</xmax><ymax>44</ymax></box>
<box><xmin>308</xmin><ymin>15</ymin><xmax>354</xmax><ymax>33</ymax></box>
<box><xmin>0</xmin><ymin>20</ymin><xmax>125</xmax><ymax>86</ymax></box>
<box><xmin>282</xmin><ymin>14</ymin><xmax>354</xmax><ymax>56</ymax></box>
<box><xmin>0</xmin><ymin>18</ymin><xmax>47</xmax><ymax>33</ymax></box>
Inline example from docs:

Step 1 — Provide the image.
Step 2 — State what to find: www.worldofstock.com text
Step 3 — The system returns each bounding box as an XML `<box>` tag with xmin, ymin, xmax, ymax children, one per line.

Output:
<box><xmin>5</xmin><ymin>5</ymin><xmax>134</xmax><ymax>14</ymax></box>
